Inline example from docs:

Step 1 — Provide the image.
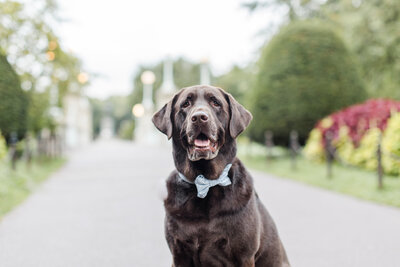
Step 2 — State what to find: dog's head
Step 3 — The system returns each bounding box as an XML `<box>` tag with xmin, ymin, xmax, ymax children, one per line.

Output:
<box><xmin>152</xmin><ymin>85</ymin><xmax>252</xmax><ymax>161</ymax></box>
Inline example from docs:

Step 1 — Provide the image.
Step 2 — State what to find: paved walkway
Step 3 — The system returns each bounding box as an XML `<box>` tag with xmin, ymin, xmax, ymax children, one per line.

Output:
<box><xmin>0</xmin><ymin>139</ymin><xmax>399</xmax><ymax>267</ymax></box>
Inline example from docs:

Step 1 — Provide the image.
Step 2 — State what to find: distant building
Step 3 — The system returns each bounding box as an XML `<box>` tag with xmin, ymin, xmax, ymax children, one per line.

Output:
<box><xmin>100</xmin><ymin>115</ymin><xmax>114</xmax><ymax>139</ymax></box>
<box><xmin>63</xmin><ymin>94</ymin><xmax>93</xmax><ymax>149</ymax></box>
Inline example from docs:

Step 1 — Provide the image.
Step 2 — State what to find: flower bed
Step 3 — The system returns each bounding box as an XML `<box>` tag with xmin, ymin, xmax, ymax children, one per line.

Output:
<box><xmin>304</xmin><ymin>99</ymin><xmax>400</xmax><ymax>175</ymax></box>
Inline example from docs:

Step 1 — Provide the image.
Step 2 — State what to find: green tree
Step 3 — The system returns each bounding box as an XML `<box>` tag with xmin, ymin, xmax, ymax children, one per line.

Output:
<box><xmin>215</xmin><ymin>65</ymin><xmax>254</xmax><ymax>104</ymax></box>
<box><xmin>245</xmin><ymin>0</ymin><xmax>400</xmax><ymax>99</ymax></box>
<box><xmin>108</xmin><ymin>96</ymin><xmax>133</xmax><ymax>134</ymax></box>
<box><xmin>0</xmin><ymin>131</ymin><xmax>6</xmax><ymax>160</ymax></box>
<box><xmin>0</xmin><ymin>54</ymin><xmax>28</xmax><ymax>141</ymax></box>
<box><xmin>243</xmin><ymin>0</ymin><xmax>322</xmax><ymax>21</ymax></box>
<box><xmin>248</xmin><ymin>21</ymin><xmax>366</xmax><ymax>144</ymax></box>
<box><xmin>317</xmin><ymin>0</ymin><xmax>400</xmax><ymax>98</ymax></box>
<box><xmin>118</xmin><ymin>120</ymin><xmax>135</xmax><ymax>140</ymax></box>
<box><xmin>89</xmin><ymin>98</ymin><xmax>104</xmax><ymax>139</ymax></box>
<box><xmin>27</xmin><ymin>91</ymin><xmax>51</xmax><ymax>135</ymax></box>
<box><xmin>90</xmin><ymin>95</ymin><xmax>134</xmax><ymax>139</ymax></box>
<box><xmin>0</xmin><ymin>0</ymin><xmax>88</xmax><ymax>134</ymax></box>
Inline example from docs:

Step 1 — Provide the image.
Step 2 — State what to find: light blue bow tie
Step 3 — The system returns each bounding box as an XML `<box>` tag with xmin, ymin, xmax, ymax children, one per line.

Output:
<box><xmin>178</xmin><ymin>164</ymin><xmax>232</xmax><ymax>198</ymax></box>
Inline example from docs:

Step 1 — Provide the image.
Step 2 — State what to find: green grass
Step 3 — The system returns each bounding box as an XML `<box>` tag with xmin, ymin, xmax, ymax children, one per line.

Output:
<box><xmin>241</xmin><ymin>154</ymin><xmax>400</xmax><ymax>208</ymax></box>
<box><xmin>0</xmin><ymin>157</ymin><xmax>66</xmax><ymax>218</ymax></box>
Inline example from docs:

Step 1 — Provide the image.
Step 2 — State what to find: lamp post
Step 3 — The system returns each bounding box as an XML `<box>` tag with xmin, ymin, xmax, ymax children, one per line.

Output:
<box><xmin>160</xmin><ymin>57</ymin><xmax>176</xmax><ymax>95</ymax></box>
<box><xmin>200</xmin><ymin>58</ymin><xmax>210</xmax><ymax>85</ymax></box>
<box><xmin>131</xmin><ymin>103</ymin><xmax>144</xmax><ymax>141</ymax></box>
<box><xmin>158</xmin><ymin>57</ymin><xmax>176</xmax><ymax>111</ymax></box>
<box><xmin>141</xmin><ymin>71</ymin><xmax>155</xmax><ymax>111</ymax></box>
<box><xmin>133</xmin><ymin>71</ymin><xmax>157</xmax><ymax>145</ymax></box>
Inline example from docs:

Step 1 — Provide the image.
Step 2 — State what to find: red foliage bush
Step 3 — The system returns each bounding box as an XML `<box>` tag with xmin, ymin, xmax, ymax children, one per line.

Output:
<box><xmin>315</xmin><ymin>99</ymin><xmax>400</xmax><ymax>146</ymax></box>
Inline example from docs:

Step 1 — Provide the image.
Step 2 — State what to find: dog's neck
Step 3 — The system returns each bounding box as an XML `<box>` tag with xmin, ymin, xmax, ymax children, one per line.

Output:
<box><xmin>172</xmin><ymin>138</ymin><xmax>236</xmax><ymax>181</ymax></box>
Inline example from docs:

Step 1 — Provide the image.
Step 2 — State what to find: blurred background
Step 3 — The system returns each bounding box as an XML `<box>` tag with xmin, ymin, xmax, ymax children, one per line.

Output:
<box><xmin>1</xmin><ymin>0</ymin><xmax>400</xmax><ymax>266</ymax></box>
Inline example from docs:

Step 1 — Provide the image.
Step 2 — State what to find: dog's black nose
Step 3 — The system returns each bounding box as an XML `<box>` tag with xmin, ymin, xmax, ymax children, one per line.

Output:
<box><xmin>191</xmin><ymin>111</ymin><xmax>208</xmax><ymax>123</ymax></box>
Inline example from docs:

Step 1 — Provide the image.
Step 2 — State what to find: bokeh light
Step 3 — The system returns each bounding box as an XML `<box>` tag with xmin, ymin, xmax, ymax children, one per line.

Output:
<box><xmin>77</xmin><ymin>72</ymin><xmax>89</xmax><ymax>84</ymax></box>
<box><xmin>132</xmin><ymin>103</ymin><xmax>145</xmax><ymax>117</ymax></box>
<box><xmin>141</xmin><ymin>71</ymin><xmax>155</xmax><ymax>85</ymax></box>
<box><xmin>46</xmin><ymin>51</ymin><xmax>55</xmax><ymax>61</ymax></box>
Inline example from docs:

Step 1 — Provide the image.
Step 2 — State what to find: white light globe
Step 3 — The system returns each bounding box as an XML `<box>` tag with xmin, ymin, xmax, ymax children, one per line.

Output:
<box><xmin>132</xmin><ymin>103</ymin><xmax>145</xmax><ymax>117</ymax></box>
<box><xmin>141</xmin><ymin>71</ymin><xmax>156</xmax><ymax>85</ymax></box>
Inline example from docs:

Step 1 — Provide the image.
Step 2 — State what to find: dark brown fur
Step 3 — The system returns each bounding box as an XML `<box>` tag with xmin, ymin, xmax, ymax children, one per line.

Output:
<box><xmin>153</xmin><ymin>85</ymin><xmax>290</xmax><ymax>267</ymax></box>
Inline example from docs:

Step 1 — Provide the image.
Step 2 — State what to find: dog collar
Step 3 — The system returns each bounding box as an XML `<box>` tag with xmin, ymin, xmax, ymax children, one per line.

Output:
<box><xmin>177</xmin><ymin>164</ymin><xmax>232</xmax><ymax>199</ymax></box>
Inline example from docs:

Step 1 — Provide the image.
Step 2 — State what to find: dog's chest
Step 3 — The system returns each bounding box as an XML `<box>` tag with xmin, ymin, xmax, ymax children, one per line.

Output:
<box><xmin>173</xmin><ymin>221</ymin><xmax>233</xmax><ymax>259</ymax></box>
<box><xmin>167</xmin><ymin>216</ymin><xmax>258</xmax><ymax>266</ymax></box>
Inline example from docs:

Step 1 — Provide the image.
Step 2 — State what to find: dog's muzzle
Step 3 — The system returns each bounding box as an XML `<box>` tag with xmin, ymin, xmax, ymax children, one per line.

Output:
<box><xmin>186</xmin><ymin>110</ymin><xmax>220</xmax><ymax>161</ymax></box>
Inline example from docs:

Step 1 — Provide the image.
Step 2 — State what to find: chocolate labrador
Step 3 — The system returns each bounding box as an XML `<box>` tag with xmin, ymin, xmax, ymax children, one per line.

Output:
<box><xmin>152</xmin><ymin>85</ymin><xmax>290</xmax><ymax>267</ymax></box>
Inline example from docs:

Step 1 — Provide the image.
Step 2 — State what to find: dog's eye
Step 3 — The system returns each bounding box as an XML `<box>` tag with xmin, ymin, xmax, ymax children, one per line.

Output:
<box><xmin>212</xmin><ymin>100</ymin><xmax>220</xmax><ymax>107</ymax></box>
<box><xmin>182</xmin><ymin>100</ymin><xmax>190</xmax><ymax>108</ymax></box>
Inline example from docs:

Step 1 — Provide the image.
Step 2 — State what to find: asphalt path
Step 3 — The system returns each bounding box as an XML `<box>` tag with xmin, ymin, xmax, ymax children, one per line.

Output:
<box><xmin>0</xmin><ymin>139</ymin><xmax>399</xmax><ymax>266</ymax></box>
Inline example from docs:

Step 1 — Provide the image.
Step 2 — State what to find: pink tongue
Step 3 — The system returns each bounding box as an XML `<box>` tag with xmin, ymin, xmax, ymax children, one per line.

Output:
<box><xmin>195</xmin><ymin>139</ymin><xmax>210</xmax><ymax>147</ymax></box>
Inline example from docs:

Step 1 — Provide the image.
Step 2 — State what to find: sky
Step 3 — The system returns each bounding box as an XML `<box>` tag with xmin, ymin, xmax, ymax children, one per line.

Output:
<box><xmin>55</xmin><ymin>0</ymin><xmax>282</xmax><ymax>99</ymax></box>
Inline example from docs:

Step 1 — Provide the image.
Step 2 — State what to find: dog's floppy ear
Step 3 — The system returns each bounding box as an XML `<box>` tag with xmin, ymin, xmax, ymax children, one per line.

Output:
<box><xmin>152</xmin><ymin>97</ymin><xmax>175</xmax><ymax>139</ymax></box>
<box><xmin>225</xmin><ymin>92</ymin><xmax>253</xmax><ymax>138</ymax></box>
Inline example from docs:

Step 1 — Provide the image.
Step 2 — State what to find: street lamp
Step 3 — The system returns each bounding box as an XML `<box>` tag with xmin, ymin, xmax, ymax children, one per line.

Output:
<box><xmin>141</xmin><ymin>71</ymin><xmax>155</xmax><ymax>110</ymax></box>
<box><xmin>132</xmin><ymin>103</ymin><xmax>145</xmax><ymax>117</ymax></box>
<box><xmin>200</xmin><ymin>57</ymin><xmax>210</xmax><ymax>85</ymax></box>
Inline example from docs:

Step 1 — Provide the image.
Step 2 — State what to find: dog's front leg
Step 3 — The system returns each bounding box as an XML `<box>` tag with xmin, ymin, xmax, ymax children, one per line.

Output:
<box><xmin>170</xmin><ymin>241</ymin><xmax>194</xmax><ymax>267</ymax></box>
<box><xmin>171</xmin><ymin>254</ymin><xmax>193</xmax><ymax>267</ymax></box>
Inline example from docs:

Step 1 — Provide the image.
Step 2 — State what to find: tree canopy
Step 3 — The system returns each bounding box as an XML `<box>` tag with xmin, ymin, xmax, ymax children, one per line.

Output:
<box><xmin>245</xmin><ymin>0</ymin><xmax>400</xmax><ymax>99</ymax></box>
<box><xmin>0</xmin><ymin>0</ymin><xmax>88</xmax><ymax>135</ymax></box>
<box><xmin>215</xmin><ymin>65</ymin><xmax>254</xmax><ymax>104</ymax></box>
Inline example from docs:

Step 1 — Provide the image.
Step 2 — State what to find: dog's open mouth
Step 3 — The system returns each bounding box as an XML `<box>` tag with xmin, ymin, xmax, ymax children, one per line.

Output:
<box><xmin>193</xmin><ymin>133</ymin><xmax>218</xmax><ymax>153</ymax></box>
<box><xmin>187</xmin><ymin>132</ymin><xmax>219</xmax><ymax>161</ymax></box>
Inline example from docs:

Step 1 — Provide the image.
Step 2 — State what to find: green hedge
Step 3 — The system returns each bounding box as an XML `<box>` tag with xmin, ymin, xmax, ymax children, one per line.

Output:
<box><xmin>0</xmin><ymin>54</ymin><xmax>28</xmax><ymax>141</ymax></box>
<box><xmin>248</xmin><ymin>20</ymin><xmax>366</xmax><ymax>144</ymax></box>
